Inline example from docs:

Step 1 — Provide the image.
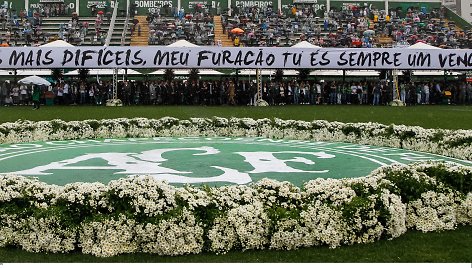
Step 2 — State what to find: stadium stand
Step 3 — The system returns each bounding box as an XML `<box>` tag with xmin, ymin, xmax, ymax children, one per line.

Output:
<box><xmin>0</xmin><ymin>5</ymin><xmax>131</xmax><ymax>46</ymax></box>
<box><xmin>218</xmin><ymin>4</ymin><xmax>471</xmax><ymax>48</ymax></box>
<box><xmin>145</xmin><ymin>7</ymin><xmax>215</xmax><ymax>46</ymax></box>
<box><xmin>0</xmin><ymin>1</ymin><xmax>472</xmax><ymax>107</ymax></box>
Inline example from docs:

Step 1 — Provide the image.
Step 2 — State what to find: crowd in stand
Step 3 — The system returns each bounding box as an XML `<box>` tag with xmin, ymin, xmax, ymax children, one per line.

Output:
<box><xmin>0</xmin><ymin>3</ymin><xmax>111</xmax><ymax>46</ymax></box>
<box><xmin>57</xmin><ymin>13</ymin><xmax>107</xmax><ymax>45</ymax></box>
<box><xmin>0</xmin><ymin>4</ymin><xmax>47</xmax><ymax>46</ymax></box>
<box><xmin>1</xmin><ymin>2</ymin><xmax>470</xmax><ymax>49</ymax></box>
<box><xmin>0</xmin><ymin>4</ymin><xmax>77</xmax><ymax>46</ymax></box>
<box><xmin>31</xmin><ymin>3</ymin><xmax>71</xmax><ymax>18</ymax></box>
<box><xmin>2</xmin><ymin>79</ymin><xmax>472</xmax><ymax>107</ymax></box>
<box><xmin>222</xmin><ymin>4</ymin><xmax>471</xmax><ymax>48</ymax></box>
<box><xmin>146</xmin><ymin>5</ymin><xmax>215</xmax><ymax>45</ymax></box>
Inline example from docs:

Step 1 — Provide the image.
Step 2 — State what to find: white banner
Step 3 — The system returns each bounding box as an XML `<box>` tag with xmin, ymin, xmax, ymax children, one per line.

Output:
<box><xmin>1</xmin><ymin>46</ymin><xmax>472</xmax><ymax>70</ymax></box>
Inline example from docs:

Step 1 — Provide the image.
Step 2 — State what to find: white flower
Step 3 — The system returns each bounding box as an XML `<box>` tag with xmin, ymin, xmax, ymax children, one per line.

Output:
<box><xmin>208</xmin><ymin>202</ymin><xmax>269</xmax><ymax>253</ymax></box>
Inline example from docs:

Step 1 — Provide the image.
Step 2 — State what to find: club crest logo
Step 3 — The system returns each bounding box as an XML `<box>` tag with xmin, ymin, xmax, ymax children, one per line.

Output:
<box><xmin>1</xmin><ymin>137</ymin><xmax>470</xmax><ymax>186</ymax></box>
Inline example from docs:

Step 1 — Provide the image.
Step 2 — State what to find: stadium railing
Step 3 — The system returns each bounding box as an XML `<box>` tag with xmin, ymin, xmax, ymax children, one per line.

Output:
<box><xmin>444</xmin><ymin>6</ymin><xmax>472</xmax><ymax>30</ymax></box>
<box><xmin>120</xmin><ymin>8</ymin><xmax>130</xmax><ymax>46</ymax></box>
<box><xmin>105</xmin><ymin>0</ymin><xmax>119</xmax><ymax>46</ymax></box>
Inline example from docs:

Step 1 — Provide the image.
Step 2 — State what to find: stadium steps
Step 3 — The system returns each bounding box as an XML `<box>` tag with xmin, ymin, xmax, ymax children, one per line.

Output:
<box><xmin>213</xmin><ymin>15</ymin><xmax>233</xmax><ymax>47</ymax></box>
<box><xmin>7</xmin><ymin>16</ymin><xmax>132</xmax><ymax>46</ymax></box>
<box><xmin>130</xmin><ymin>16</ymin><xmax>149</xmax><ymax>46</ymax></box>
<box><xmin>375</xmin><ymin>35</ymin><xmax>394</xmax><ymax>47</ymax></box>
<box><xmin>443</xmin><ymin>18</ymin><xmax>463</xmax><ymax>32</ymax></box>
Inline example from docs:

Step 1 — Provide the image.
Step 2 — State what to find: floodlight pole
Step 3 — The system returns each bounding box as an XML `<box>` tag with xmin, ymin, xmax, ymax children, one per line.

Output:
<box><xmin>393</xmin><ymin>69</ymin><xmax>399</xmax><ymax>100</ymax></box>
<box><xmin>390</xmin><ymin>42</ymin><xmax>404</xmax><ymax>106</ymax></box>
<box><xmin>256</xmin><ymin>68</ymin><xmax>262</xmax><ymax>104</ymax></box>
<box><xmin>106</xmin><ymin>67</ymin><xmax>122</xmax><ymax>106</ymax></box>
<box><xmin>104</xmin><ymin>0</ymin><xmax>122</xmax><ymax>106</ymax></box>
<box><xmin>113</xmin><ymin>68</ymin><xmax>118</xmax><ymax>100</ymax></box>
<box><xmin>255</xmin><ymin>68</ymin><xmax>269</xmax><ymax>106</ymax></box>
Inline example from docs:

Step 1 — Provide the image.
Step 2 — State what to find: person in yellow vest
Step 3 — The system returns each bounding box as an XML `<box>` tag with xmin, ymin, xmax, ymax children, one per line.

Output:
<box><xmin>291</xmin><ymin>6</ymin><xmax>296</xmax><ymax>17</ymax></box>
<box><xmin>234</xmin><ymin>36</ymin><xmax>240</xmax><ymax>47</ymax></box>
<box><xmin>386</xmin><ymin>15</ymin><xmax>390</xmax><ymax>22</ymax></box>
<box><xmin>374</xmin><ymin>14</ymin><xmax>378</xmax><ymax>23</ymax></box>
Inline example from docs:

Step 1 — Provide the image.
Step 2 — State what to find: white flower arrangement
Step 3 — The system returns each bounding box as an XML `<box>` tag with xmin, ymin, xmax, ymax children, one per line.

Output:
<box><xmin>389</xmin><ymin>99</ymin><xmax>406</xmax><ymax>107</ymax></box>
<box><xmin>1</xmin><ymin>117</ymin><xmax>470</xmax><ymax>161</ymax></box>
<box><xmin>0</xmin><ymin>162</ymin><xmax>470</xmax><ymax>257</ymax></box>
<box><xmin>0</xmin><ymin>118</ymin><xmax>471</xmax><ymax>257</ymax></box>
<box><xmin>255</xmin><ymin>99</ymin><xmax>269</xmax><ymax>106</ymax></box>
<box><xmin>106</xmin><ymin>99</ymin><xmax>123</xmax><ymax>107</ymax></box>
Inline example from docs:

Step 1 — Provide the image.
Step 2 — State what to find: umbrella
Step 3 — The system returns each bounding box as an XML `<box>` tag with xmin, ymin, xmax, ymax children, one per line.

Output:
<box><xmin>363</xmin><ymin>29</ymin><xmax>375</xmax><ymax>36</ymax></box>
<box><xmin>97</xmin><ymin>10</ymin><xmax>104</xmax><ymax>15</ymax></box>
<box><xmin>352</xmin><ymin>39</ymin><xmax>362</xmax><ymax>46</ymax></box>
<box><xmin>18</xmin><ymin>75</ymin><xmax>51</xmax><ymax>86</ymax></box>
<box><xmin>231</xmin><ymin>28</ymin><xmax>244</xmax><ymax>34</ymax></box>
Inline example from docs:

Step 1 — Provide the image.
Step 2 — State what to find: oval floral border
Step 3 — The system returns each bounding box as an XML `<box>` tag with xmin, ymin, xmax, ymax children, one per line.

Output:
<box><xmin>1</xmin><ymin>117</ymin><xmax>471</xmax><ymax>160</ymax></box>
<box><xmin>0</xmin><ymin>117</ymin><xmax>471</xmax><ymax>257</ymax></box>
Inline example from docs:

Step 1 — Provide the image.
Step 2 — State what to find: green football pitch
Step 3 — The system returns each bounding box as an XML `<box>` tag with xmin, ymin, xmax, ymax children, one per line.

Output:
<box><xmin>1</xmin><ymin>105</ymin><xmax>472</xmax><ymax>130</ymax></box>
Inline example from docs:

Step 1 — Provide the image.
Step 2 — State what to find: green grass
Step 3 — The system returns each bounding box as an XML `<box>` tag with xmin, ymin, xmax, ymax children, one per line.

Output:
<box><xmin>0</xmin><ymin>104</ymin><xmax>471</xmax><ymax>262</ymax></box>
<box><xmin>0</xmin><ymin>105</ymin><xmax>471</xmax><ymax>129</ymax></box>
<box><xmin>1</xmin><ymin>225</ymin><xmax>471</xmax><ymax>262</ymax></box>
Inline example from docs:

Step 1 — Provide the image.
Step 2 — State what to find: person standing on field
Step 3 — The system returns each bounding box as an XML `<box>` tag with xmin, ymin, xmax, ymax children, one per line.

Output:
<box><xmin>32</xmin><ymin>85</ymin><xmax>41</xmax><ymax>110</ymax></box>
<box><xmin>228</xmin><ymin>80</ymin><xmax>236</xmax><ymax>105</ymax></box>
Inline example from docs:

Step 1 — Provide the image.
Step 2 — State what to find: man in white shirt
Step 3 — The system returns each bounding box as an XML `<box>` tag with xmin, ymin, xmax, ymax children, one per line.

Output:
<box><xmin>11</xmin><ymin>84</ymin><xmax>19</xmax><ymax>105</ymax></box>
<box><xmin>149</xmin><ymin>82</ymin><xmax>156</xmax><ymax>105</ymax></box>
<box><xmin>19</xmin><ymin>84</ymin><xmax>28</xmax><ymax>105</ymax></box>
<box><xmin>63</xmin><ymin>82</ymin><xmax>70</xmax><ymax>105</ymax></box>
<box><xmin>423</xmin><ymin>83</ymin><xmax>430</xmax><ymax>104</ymax></box>
<box><xmin>56</xmin><ymin>83</ymin><xmax>64</xmax><ymax>105</ymax></box>
<box><xmin>315</xmin><ymin>82</ymin><xmax>322</xmax><ymax>104</ymax></box>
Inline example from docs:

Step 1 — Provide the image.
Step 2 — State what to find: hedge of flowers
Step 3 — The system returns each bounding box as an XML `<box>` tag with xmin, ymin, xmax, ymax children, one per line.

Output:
<box><xmin>0</xmin><ymin>117</ymin><xmax>471</xmax><ymax>257</ymax></box>
<box><xmin>0</xmin><ymin>117</ymin><xmax>471</xmax><ymax>160</ymax></box>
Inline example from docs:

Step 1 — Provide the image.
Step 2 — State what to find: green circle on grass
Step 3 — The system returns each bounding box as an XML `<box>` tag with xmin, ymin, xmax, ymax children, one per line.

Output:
<box><xmin>0</xmin><ymin>137</ymin><xmax>470</xmax><ymax>187</ymax></box>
